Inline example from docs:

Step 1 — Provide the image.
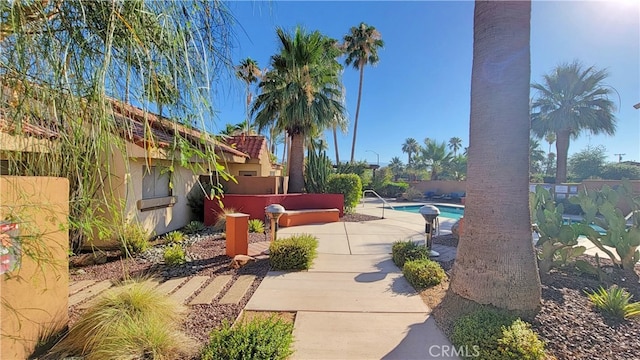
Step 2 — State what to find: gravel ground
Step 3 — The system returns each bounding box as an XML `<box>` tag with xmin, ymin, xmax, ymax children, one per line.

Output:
<box><xmin>427</xmin><ymin>234</ymin><xmax>640</xmax><ymax>360</ymax></box>
<box><xmin>67</xmin><ymin>214</ymin><xmax>382</xmax><ymax>357</ymax></box>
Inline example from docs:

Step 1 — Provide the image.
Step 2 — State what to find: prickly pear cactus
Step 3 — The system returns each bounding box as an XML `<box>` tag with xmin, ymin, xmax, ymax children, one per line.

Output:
<box><xmin>570</xmin><ymin>180</ymin><xmax>640</xmax><ymax>273</ymax></box>
<box><xmin>531</xmin><ymin>185</ymin><xmax>585</xmax><ymax>273</ymax></box>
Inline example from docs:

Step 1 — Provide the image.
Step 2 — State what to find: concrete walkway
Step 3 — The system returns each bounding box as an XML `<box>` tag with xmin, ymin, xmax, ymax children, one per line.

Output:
<box><xmin>246</xmin><ymin>199</ymin><xmax>460</xmax><ymax>359</ymax></box>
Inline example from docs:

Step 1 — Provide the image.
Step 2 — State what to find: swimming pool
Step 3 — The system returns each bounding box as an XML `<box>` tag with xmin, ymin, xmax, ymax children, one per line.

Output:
<box><xmin>393</xmin><ymin>204</ymin><xmax>464</xmax><ymax>220</ymax></box>
<box><xmin>394</xmin><ymin>204</ymin><xmax>609</xmax><ymax>235</ymax></box>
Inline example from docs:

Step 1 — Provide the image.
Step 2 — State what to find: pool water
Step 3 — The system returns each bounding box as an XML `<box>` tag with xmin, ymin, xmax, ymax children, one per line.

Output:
<box><xmin>393</xmin><ymin>204</ymin><xmax>464</xmax><ymax>220</ymax></box>
<box><xmin>394</xmin><ymin>204</ymin><xmax>607</xmax><ymax>234</ymax></box>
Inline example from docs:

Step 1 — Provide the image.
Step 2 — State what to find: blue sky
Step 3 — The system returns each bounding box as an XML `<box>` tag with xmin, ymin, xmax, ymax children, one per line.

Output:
<box><xmin>212</xmin><ymin>0</ymin><xmax>639</xmax><ymax>166</ymax></box>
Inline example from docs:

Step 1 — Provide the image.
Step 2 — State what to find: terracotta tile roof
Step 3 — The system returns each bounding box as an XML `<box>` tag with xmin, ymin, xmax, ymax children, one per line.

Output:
<box><xmin>226</xmin><ymin>135</ymin><xmax>267</xmax><ymax>159</ymax></box>
<box><xmin>0</xmin><ymin>97</ymin><xmax>248</xmax><ymax>159</ymax></box>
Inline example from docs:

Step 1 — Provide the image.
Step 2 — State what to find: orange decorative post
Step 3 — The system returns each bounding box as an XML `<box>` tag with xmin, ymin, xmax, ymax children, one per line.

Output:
<box><xmin>225</xmin><ymin>213</ymin><xmax>249</xmax><ymax>257</ymax></box>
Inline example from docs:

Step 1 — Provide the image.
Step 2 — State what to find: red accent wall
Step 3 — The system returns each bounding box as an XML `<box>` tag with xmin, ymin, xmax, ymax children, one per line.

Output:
<box><xmin>204</xmin><ymin>193</ymin><xmax>344</xmax><ymax>225</ymax></box>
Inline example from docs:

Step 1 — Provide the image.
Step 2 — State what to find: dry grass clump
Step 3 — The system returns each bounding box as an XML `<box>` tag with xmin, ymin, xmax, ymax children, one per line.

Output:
<box><xmin>50</xmin><ymin>280</ymin><xmax>195</xmax><ymax>359</ymax></box>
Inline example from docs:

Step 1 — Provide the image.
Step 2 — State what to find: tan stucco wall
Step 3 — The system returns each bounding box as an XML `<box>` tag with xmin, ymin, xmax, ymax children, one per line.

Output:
<box><xmin>0</xmin><ymin>132</ymin><xmax>54</xmax><ymax>154</ymax></box>
<box><xmin>0</xmin><ymin>176</ymin><xmax>69</xmax><ymax>360</ymax></box>
<box><xmin>126</xmin><ymin>158</ymin><xmax>199</xmax><ymax>237</ymax></box>
<box><xmin>87</xmin><ymin>143</ymin><xmax>202</xmax><ymax>248</ymax></box>
<box><xmin>223</xmin><ymin>176</ymin><xmax>287</xmax><ymax>195</ymax></box>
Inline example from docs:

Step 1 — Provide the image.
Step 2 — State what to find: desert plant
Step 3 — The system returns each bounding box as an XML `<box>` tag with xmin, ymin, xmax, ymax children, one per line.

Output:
<box><xmin>305</xmin><ymin>148</ymin><xmax>332</xmax><ymax>194</ymax></box>
<box><xmin>163</xmin><ymin>244</ymin><xmax>186</xmax><ymax>266</ymax></box>
<box><xmin>120</xmin><ymin>222</ymin><xmax>150</xmax><ymax>256</ymax></box>
<box><xmin>402</xmin><ymin>259</ymin><xmax>446</xmax><ymax>289</ymax></box>
<box><xmin>570</xmin><ymin>181</ymin><xmax>640</xmax><ymax>278</ymax></box>
<box><xmin>269</xmin><ymin>234</ymin><xmax>319</xmax><ymax>270</ymax></box>
<box><xmin>326</xmin><ymin>173</ymin><xmax>362</xmax><ymax>213</ymax></box>
<box><xmin>530</xmin><ymin>185</ymin><xmax>587</xmax><ymax>274</ymax></box>
<box><xmin>201</xmin><ymin>315</ymin><xmax>294</xmax><ymax>360</ymax></box>
<box><xmin>391</xmin><ymin>240</ymin><xmax>428</xmax><ymax>268</ymax></box>
<box><xmin>51</xmin><ymin>280</ymin><xmax>194</xmax><ymax>359</ymax></box>
<box><xmin>163</xmin><ymin>230</ymin><xmax>185</xmax><ymax>244</ymax></box>
<box><xmin>452</xmin><ymin>309</ymin><xmax>545</xmax><ymax>360</ymax></box>
<box><xmin>586</xmin><ymin>285</ymin><xmax>640</xmax><ymax>320</ymax></box>
<box><xmin>212</xmin><ymin>207</ymin><xmax>238</xmax><ymax>232</ymax></box>
<box><xmin>248</xmin><ymin>219</ymin><xmax>265</xmax><ymax>234</ymax></box>
<box><xmin>184</xmin><ymin>220</ymin><xmax>206</xmax><ymax>234</ymax></box>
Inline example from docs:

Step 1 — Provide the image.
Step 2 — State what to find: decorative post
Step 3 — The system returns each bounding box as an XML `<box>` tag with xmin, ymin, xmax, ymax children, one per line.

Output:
<box><xmin>419</xmin><ymin>205</ymin><xmax>441</xmax><ymax>257</ymax></box>
<box><xmin>265</xmin><ymin>204</ymin><xmax>286</xmax><ymax>243</ymax></box>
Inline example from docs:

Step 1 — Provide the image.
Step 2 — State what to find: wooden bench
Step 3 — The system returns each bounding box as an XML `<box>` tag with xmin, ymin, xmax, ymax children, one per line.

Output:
<box><xmin>278</xmin><ymin>208</ymin><xmax>340</xmax><ymax>227</ymax></box>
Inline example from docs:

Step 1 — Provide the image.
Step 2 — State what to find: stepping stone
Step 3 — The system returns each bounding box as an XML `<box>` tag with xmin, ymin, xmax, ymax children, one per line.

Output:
<box><xmin>69</xmin><ymin>280</ymin><xmax>96</xmax><ymax>295</ymax></box>
<box><xmin>155</xmin><ymin>277</ymin><xmax>189</xmax><ymax>295</ymax></box>
<box><xmin>189</xmin><ymin>275</ymin><xmax>232</xmax><ymax>305</ymax></box>
<box><xmin>68</xmin><ymin>280</ymin><xmax>112</xmax><ymax>307</ymax></box>
<box><xmin>169</xmin><ymin>276</ymin><xmax>209</xmax><ymax>304</ymax></box>
<box><xmin>219</xmin><ymin>275</ymin><xmax>255</xmax><ymax>304</ymax></box>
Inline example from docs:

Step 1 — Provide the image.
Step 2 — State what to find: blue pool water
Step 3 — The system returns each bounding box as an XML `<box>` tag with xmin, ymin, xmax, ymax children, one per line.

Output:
<box><xmin>393</xmin><ymin>205</ymin><xmax>607</xmax><ymax>233</ymax></box>
<box><xmin>393</xmin><ymin>204</ymin><xmax>464</xmax><ymax>220</ymax></box>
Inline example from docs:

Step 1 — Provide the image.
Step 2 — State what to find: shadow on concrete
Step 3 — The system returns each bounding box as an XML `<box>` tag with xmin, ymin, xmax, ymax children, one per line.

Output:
<box><xmin>355</xmin><ymin>271</ymin><xmax>387</xmax><ymax>282</ymax></box>
<box><xmin>381</xmin><ymin>317</ymin><xmax>462</xmax><ymax>360</ymax></box>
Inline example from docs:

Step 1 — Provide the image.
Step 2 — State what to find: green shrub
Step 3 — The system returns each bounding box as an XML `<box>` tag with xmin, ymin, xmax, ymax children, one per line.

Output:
<box><xmin>201</xmin><ymin>315</ymin><xmax>294</xmax><ymax>360</ymax></box>
<box><xmin>163</xmin><ymin>244</ymin><xmax>186</xmax><ymax>266</ymax></box>
<box><xmin>269</xmin><ymin>234</ymin><xmax>318</xmax><ymax>270</ymax></box>
<box><xmin>327</xmin><ymin>173</ymin><xmax>362</xmax><ymax>213</ymax></box>
<box><xmin>586</xmin><ymin>285</ymin><xmax>640</xmax><ymax>320</ymax></box>
<box><xmin>248</xmin><ymin>219</ymin><xmax>265</xmax><ymax>234</ymax></box>
<box><xmin>51</xmin><ymin>280</ymin><xmax>194</xmax><ymax>359</ymax></box>
<box><xmin>402</xmin><ymin>259</ymin><xmax>446</xmax><ymax>289</ymax></box>
<box><xmin>120</xmin><ymin>222</ymin><xmax>150</xmax><ymax>256</ymax></box>
<box><xmin>497</xmin><ymin>319</ymin><xmax>547</xmax><ymax>360</ymax></box>
<box><xmin>452</xmin><ymin>309</ymin><xmax>545</xmax><ymax>360</ymax></box>
<box><xmin>601</xmin><ymin>163</ymin><xmax>640</xmax><ymax>180</ymax></box>
<box><xmin>184</xmin><ymin>220</ymin><xmax>205</xmax><ymax>234</ymax></box>
<box><xmin>375</xmin><ymin>181</ymin><xmax>409</xmax><ymax>198</ymax></box>
<box><xmin>402</xmin><ymin>187</ymin><xmax>423</xmax><ymax>201</ymax></box>
<box><xmin>392</xmin><ymin>240</ymin><xmax>428</xmax><ymax>268</ymax></box>
<box><xmin>163</xmin><ymin>230</ymin><xmax>185</xmax><ymax>244</ymax></box>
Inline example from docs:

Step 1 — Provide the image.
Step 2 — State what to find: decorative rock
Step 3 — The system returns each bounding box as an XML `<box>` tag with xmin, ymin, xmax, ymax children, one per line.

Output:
<box><xmin>70</xmin><ymin>252</ymin><xmax>107</xmax><ymax>267</ymax></box>
<box><xmin>229</xmin><ymin>255</ymin><xmax>256</xmax><ymax>269</ymax></box>
<box><xmin>451</xmin><ymin>219</ymin><xmax>461</xmax><ymax>239</ymax></box>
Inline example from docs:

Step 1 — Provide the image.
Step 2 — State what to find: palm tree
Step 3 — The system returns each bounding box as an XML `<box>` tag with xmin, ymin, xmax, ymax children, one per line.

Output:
<box><xmin>252</xmin><ymin>26</ymin><xmax>345</xmax><ymax>193</ymax></box>
<box><xmin>448</xmin><ymin>137</ymin><xmax>463</xmax><ymax>156</ymax></box>
<box><xmin>401</xmin><ymin>138</ymin><xmax>419</xmax><ymax>166</ymax></box>
<box><xmin>236</xmin><ymin>58</ymin><xmax>262</xmax><ymax>133</ymax></box>
<box><xmin>544</xmin><ymin>132</ymin><xmax>555</xmax><ymax>154</ymax></box>
<box><xmin>417</xmin><ymin>139</ymin><xmax>453</xmax><ymax>181</ymax></box>
<box><xmin>531</xmin><ymin>61</ymin><xmax>617</xmax><ymax>183</ymax></box>
<box><xmin>343</xmin><ymin>22</ymin><xmax>384</xmax><ymax>163</ymax></box>
<box><xmin>529</xmin><ymin>137</ymin><xmax>545</xmax><ymax>174</ymax></box>
<box><xmin>449</xmin><ymin>1</ymin><xmax>541</xmax><ymax>312</ymax></box>
<box><xmin>388</xmin><ymin>156</ymin><xmax>404</xmax><ymax>181</ymax></box>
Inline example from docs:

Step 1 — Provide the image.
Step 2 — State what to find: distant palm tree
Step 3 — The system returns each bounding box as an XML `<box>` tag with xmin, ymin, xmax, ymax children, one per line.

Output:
<box><xmin>544</xmin><ymin>132</ymin><xmax>555</xmax><ymax>154</ymax></box>
<box><xmin>388</xmin><ymin>156</ymin><xmax>404</xmax><ymax>181</ymax></box>
<box><xmin>448</xmin><ymin>137</ymin><xmax>463</xmax><ymax>156</ymax></box>
<box><xmin>252</xmin><ymin>27</ymin><xmax>345</xmax><ymax>193</ymax></box>
<box><xmin>529</xmin><ymin>137</ymin><xmax>545</xmax><ymax>174</ymax></box>
<box><xmin>236</xmin><ymin>58</ymin><xmax>262</xmax><ymax>133</ymax></box>
<box><xmin>418</xmin><ymin>139</ymin><xmax>453</xmax><ymax>180</ymax></box>
<box><xmin>343</xmin><ymin>22</ymin><xmax>384</xmax><ymax>163</ymax></box>
<box><xmin>531</xmin><ymin>61</ymin><xmax>617</xmax><ymax>183</ymax></box>
<box><xmin>401</xmin><ymin>138</ymin><xmax>420</xmax><ymax>166</ymax></box>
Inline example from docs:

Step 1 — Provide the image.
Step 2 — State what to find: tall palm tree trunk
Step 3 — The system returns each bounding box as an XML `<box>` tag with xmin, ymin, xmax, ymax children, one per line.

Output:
<box><xmin>450</xmin><ymin>0</ymin><xmax>540</xmax><ymax>312</ymax></box>
<box><xmin>333</xmin><ymin>126</ymin><xmax>340</xmax><ymax>165</ymax></box>
<box><xmin>555</xmin><ymin>129</ymin><xmax>570</xmax><ymax>183</ymax></box>
<box><xmin>349</xmin><ymin>66</ymin><xmax>365</xmax><ymax>162</ymax></box>
<box><xmin>288</xmin><ymin>133</ymin><xmax>305</xmax><ymax>193</ymax></box>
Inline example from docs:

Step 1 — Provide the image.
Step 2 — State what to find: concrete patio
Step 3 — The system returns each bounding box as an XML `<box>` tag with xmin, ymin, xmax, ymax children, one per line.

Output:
<box><xmin>245</xmin><ymin>198</ymin><xmax>461</xmax><ymax>359</ymax></box>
